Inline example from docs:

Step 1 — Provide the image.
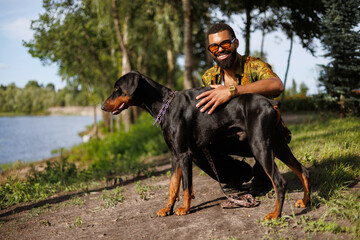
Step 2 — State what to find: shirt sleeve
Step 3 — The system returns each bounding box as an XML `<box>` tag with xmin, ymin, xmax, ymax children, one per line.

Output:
<box><xmin>249</xmin><ymin>59</ymin><xmax>278</xmax><ymax>81</ymax></box>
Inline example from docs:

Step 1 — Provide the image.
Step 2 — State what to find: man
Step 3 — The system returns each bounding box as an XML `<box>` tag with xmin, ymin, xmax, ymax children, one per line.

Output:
<box><xmin>196</xmin><ymin>22</ymin><xmax>284</xmax><ymax>193</ymax></box>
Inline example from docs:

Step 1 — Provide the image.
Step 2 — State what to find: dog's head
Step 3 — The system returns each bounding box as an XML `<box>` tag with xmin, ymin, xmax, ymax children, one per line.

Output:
<box><xmin>101</xmin><ymin>71</ymin><xmax>142</xmax><ymax>115</ymax></box>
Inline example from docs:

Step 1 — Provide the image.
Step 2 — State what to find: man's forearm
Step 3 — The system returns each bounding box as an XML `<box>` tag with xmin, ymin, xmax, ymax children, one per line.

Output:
<box><xmin>234</xmin><ymin>77</ymin><xmax>284</xmax><ymax>97</ymax></box>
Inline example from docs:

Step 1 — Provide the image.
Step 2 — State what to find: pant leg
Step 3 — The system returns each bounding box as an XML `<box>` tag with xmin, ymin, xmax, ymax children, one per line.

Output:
<box><xmin>252</xmin><ymin>161</ymin><xmax>272</xmax><ymax>188</ymax></box>
<box><xmin>195</xmin><ymin>145</ymin><xmax>253</xmax><ymax>184</ymax></box>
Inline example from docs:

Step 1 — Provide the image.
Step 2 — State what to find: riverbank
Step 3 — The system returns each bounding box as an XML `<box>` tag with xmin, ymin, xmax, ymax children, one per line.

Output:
<box><xmin>47</xmin><ymin>106</ymin><xmax>103</xmax><ymax>116</ymax></box>
<box><xmin>0</xmin><ymin>106</ymin><xmax>103</xmax><ymax>117</ymax></box>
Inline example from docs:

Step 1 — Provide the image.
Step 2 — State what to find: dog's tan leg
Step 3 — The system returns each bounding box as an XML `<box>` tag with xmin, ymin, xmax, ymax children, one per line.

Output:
<box><xmin>264</xmin><ymin>172</ymin><xmax>282</xmax><ymax>220</ymax></box>
<box><xmin>174</xmin><ymin>186</ymin><xmax>194</xmax><ymax>215</ymax></box>
<box><xmin>157</xmin><ymin>167</ymin><xmax>181</xmax><ymax>217</ymax></box>
<box><xmin>292</xmin><ymin>168</ymin><xmax>311</xmax><ymax>208</ymax></box>
<box><xmin>277</xmin><ymin>154</ymin><xmax>311</xmax><ymax>208</ymax></box>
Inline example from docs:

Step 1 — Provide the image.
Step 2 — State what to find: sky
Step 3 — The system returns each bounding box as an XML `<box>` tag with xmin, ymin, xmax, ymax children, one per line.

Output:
<box><xmin>0</xmin><ymin>0</ymin><xmax>65</xmax><ymax>90</ymax></box>
<box><xmin>0</xmin><ymin>0</ymin><xmax>329</xmax><ymax>94</ymax></box>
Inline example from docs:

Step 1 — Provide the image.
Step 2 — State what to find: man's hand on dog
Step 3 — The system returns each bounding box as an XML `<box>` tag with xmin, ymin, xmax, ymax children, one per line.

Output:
<box><xmin>196</xmin><ymin>85</ymin><xmax>232</xmax><ymax>114</ymax></box>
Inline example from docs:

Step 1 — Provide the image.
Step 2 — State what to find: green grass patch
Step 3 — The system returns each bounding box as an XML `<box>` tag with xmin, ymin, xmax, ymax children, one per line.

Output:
<box><xmin>100</xmin><ymin>186</ymin><xmax>125</xmax><ymax>208</ymax></box>
<box><xmin>262</xmin><ymin>115</ymin><xmax>360</xmax><ymax>238</ymax></box>
<box><xmin>68</xmin><ymin>113</ymin><xmax>168</xmax><ymax>178</ymax></box>
<box><xmin>134</xmin><ymin>180</ymin><xmax>160</xmax><ymax>200</ymax></box>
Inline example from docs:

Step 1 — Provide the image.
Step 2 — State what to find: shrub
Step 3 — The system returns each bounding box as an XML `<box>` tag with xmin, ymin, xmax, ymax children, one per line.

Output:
<box><xmin>70</xmin><ymin>113</ymin><xmax>168</xmax><ymax>179</ymax></box>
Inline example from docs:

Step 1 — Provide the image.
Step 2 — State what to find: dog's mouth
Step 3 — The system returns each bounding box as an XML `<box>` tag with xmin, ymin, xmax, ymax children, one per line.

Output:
<box><xmin>112</xmin><ymin>102</ymin><xmax>128</xmax><ymax>115</ymax></box>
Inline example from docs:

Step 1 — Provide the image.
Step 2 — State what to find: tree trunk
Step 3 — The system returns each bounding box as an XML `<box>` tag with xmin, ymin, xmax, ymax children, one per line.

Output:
<box><xmin>205</xmin><ymin>8</ymin><xmax>213</xmax><ymax>68</ymax></box>
<box><xmin>260</xmin><ymin>30</ymin><xmax>265</xmax><ymax>59</ymax></box>
<box><xmin>92</xmin><ymin>103</ymin><xmax>98</xmax><ymax>137</ymax></box>
<box><xmin>166</xmin><ymin>48</ymin><xmax>176</xmax><ymax>89</ymax></box>
<box><xmin>112</xmin><ymin>0</ymin><xmax>131</xmax><ymax>132</ymax></box>
<box><xmin>280</xmin><ymin>34</ymin><xmax>293</xmax><ymax>103</ymax></box>
<box><xmin>182</xmin><ymin>0</ymin><xmax>193</xmax><ymax>89</ymax></box>
<box><xmin>260</xmin><ymin>12</ymin><xmax>267</xmax><ymax>59</ymax></box>
<box><xmin>102</xmin><ymin>111</ymin><xmax>111</xmax><ymax>131</ymax></box>
<box><xmin>244</xmin><ymin>7</ymin><xmax>252</xmax><ymax>56</ymax></box>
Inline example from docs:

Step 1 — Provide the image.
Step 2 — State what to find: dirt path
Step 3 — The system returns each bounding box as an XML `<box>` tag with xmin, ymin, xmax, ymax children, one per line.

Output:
<box><xmin>1</xmin><ymin>157</ymin><xmax>356</xmax><ymax>240</ymax></box>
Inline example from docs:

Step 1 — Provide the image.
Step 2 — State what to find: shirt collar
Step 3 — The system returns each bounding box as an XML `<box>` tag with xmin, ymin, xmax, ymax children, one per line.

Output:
<box><xmin>214</xmin><ymin>53</ymin><xmax>244</xmax><ymax>85</ymax></box>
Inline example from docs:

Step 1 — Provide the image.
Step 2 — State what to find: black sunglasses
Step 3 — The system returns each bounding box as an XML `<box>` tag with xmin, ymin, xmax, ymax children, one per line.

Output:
<box><xmin>208</xmin><ymin>38</ymin><xmax>236</xmax><ymax>54</ymax></box>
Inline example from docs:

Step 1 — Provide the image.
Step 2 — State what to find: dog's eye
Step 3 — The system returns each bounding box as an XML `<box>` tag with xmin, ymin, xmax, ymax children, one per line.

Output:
<box><xmin>114</xmin><ymin>86</ymin><xmax>119</xmax><ymax>92</ymax></box>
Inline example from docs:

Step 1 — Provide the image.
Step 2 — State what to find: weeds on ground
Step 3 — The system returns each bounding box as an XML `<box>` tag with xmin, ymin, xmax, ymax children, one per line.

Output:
<box><xmin>134</xmin><ymin>181</ymin><xmax>161</xmax><ymax>200</ymax></box>
<box><xmin>64</xmin><ymin>196</ymin><xmax>84</xmax><ymax>206</ymax></box>
<box><xmin>68</xmin><ymin>216</ymin><xmax>83</xmax><ymax>228</ymax></box>
<box><xmin>100</xmin><ymin>186</ymin><xmax>125</xmax><ymax>208</ymax></box>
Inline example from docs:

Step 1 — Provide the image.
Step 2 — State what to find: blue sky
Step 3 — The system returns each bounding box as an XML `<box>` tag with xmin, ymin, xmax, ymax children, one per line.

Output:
<box><xmin>0</xmin><ymin>0</ymin><xmax>329</xmax><ymax>94</ymax></box>
<box><xmin>0</xmin><ymin>0</ymin><xmax>65</xmax><ymax>90</ymax></box>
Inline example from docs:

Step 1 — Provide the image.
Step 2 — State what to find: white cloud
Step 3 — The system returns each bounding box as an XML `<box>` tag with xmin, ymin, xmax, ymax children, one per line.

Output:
<box><xmin>1</xmin><ymin>18</ymin><xmax>33</xmax><ymax>41</ymax></box>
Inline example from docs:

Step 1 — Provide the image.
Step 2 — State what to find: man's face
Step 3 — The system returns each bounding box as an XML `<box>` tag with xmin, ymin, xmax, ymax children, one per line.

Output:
<box><xmin>208</xmin><ymin>30</ymin><xmax>238</xmax><ymax>69</ymax></box>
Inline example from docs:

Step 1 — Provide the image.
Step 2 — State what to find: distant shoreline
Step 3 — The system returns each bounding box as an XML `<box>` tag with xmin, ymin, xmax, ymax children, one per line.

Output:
<box><xmin>47</xmin><ymin>106</ymin><xmax>103</xmax><ymax>116</ymax></box>
<box><xmin>0</xmin><ymin>106</ymin><xmax>103</xmax><ymax>117</ymax></box>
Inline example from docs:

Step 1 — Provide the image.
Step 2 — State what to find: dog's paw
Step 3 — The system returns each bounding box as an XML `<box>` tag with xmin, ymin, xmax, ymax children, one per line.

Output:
<box><xmin>295</xmin><ymin>199</ymin><xmax>309</xmax><ymax>208</ymax></box>
<box><xmin>175</xmin><ymin>206</ymin><xmax>189</xmax><ymax>216</ymax></box>
<box><xmin>264</xmin><ymin>211</ymin><xmax>280</xmax><ymax>220</ymax></box>
<box><xmin>157</xmin><ymin>207</ymin><xmax>171</xmax><ymax>217</ymax></box>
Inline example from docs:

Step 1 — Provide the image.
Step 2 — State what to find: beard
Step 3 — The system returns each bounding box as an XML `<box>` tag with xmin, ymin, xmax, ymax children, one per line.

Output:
<box><xmin>213</xmin><ymin>50</ymin><xmax>237</xmax><ymax>69</ymax></box>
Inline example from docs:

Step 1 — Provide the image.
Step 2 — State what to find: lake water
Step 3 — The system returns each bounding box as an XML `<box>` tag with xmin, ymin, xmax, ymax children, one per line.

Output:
<box><xmin>0</xmin><ymin>116</ymin><xmax>100</xmax><ymax>164</ymax></box>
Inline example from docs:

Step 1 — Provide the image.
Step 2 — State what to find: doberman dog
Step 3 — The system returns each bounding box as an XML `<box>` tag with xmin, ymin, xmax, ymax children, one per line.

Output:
<box><xmin>101</xmin><ymin>71</ymin><xmax>311</xmax><ymax>220</ymax></box>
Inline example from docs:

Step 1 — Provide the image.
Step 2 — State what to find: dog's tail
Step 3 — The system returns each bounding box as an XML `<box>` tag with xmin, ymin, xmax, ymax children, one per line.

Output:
<box><xmin>272</xmin><ymin>104</ymin><xmax>292</xmax><ymax>144</ymax></box>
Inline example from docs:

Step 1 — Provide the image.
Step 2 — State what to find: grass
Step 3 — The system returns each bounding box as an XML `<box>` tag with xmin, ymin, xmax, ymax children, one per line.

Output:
<box><xmin>260</xmin><ymin>115</ymin><xmax>360</xmax><ymax>238</ymax></box>
<box><xmin>100</xmin><ymin>186</ymin><xmax>125</xmax><ymax>208</ymax></box>
<box><xmin>134</xmin><ymin>180</ymin><xmax>161</xmax><ymax>200</ymax></box>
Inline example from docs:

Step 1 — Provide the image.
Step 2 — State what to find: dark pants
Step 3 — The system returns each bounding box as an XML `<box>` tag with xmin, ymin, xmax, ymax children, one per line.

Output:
<box><xmin>195</xmin><ymin>136</ymin><xmax>272</xmax><ymax>187</ymax></box>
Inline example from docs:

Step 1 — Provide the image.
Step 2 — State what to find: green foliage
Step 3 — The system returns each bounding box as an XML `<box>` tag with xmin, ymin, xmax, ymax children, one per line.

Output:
<box><xmin>134</xmin><ymin>181</ymin><xmax>160</xmax><ymax>200</ymax></box>
<box><xmin>100</xmin><ymin>187</ymin><xmax>125</xmax><ymax>208</ymax></box>
<box><xmin>0</xmin><ymin>82</ymin><xmax>89</xmax><ymax>114</ymax></box>
<box><xmin>318</xmin><ymin>0</ymin><xmax>360</xmax><ymax>115</ymax></box>
<box><xmin>0</xmin><ymin>177</ymin><xmax>55</xmax><ymax>209</ymax></box>
<box><xmin>65</xmin><ymin>196</ymin><xmax>85</xmax><ymax>206</ymax></box>
<box><xmin>279</xmin><ymin>95</ymin><xmax>316</xmax><ymax>112</ymax></box>
<box><xmin>0</xmin><ymin>156</ymin><xmax>88</xmax><ymax>209</ymax></box>
<box><xmin>28</xmin><ymin>156</ymin><xmax>78</xmax><ymax>187</ymax></box>
<box><xmin>70</xmin><ymin>113</ymin><xmax>168</xmax><ymax>179</ymax></box>
<box><xmin>73</xmin><ymin>216</ymin><xmax>83</xmax><ymax>228</ymax></box>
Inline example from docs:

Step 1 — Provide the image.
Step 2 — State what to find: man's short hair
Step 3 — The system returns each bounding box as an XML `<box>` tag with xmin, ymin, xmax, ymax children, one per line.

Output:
<box><xmin>207</xmin><ymin>22</ymin><xmax>236</xmax><ymax>39</ymax></box>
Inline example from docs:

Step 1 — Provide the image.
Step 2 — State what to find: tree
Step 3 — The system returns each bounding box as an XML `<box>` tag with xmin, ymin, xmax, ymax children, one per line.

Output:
<box><xmin>112</xmin><ymin>0</ymin><xmax>133</xmax><ymax>132</ymax></box>
<box><xmin>25</xmin><ymin>80</ymin><xmax>41</xmax><ymax>89</ymax></box>
<box><xmin>182</xmin><ymin>0</ymin><xmax>194</xmax><ymax>89</ymax></box>
<box><xmin>154</xmin><ymin>1</ymin><xmax>183</xmax><ymax>89</ymax></box>
<box><xmin>318</xmin><ymin>0</ymin><xmax>360</xmax><ymax>115</ymax></box>
<box><xmin>24</xmin><ymin>0</ymin><xmax>118</xmax><ymax>135</ymax></box>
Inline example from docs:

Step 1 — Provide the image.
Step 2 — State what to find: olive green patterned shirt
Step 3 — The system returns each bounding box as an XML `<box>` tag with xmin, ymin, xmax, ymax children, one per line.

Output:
<box><xmin>201</xmin><ymin>54</ymin><xmax>279</xmax><ymax>88</ymax></box>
